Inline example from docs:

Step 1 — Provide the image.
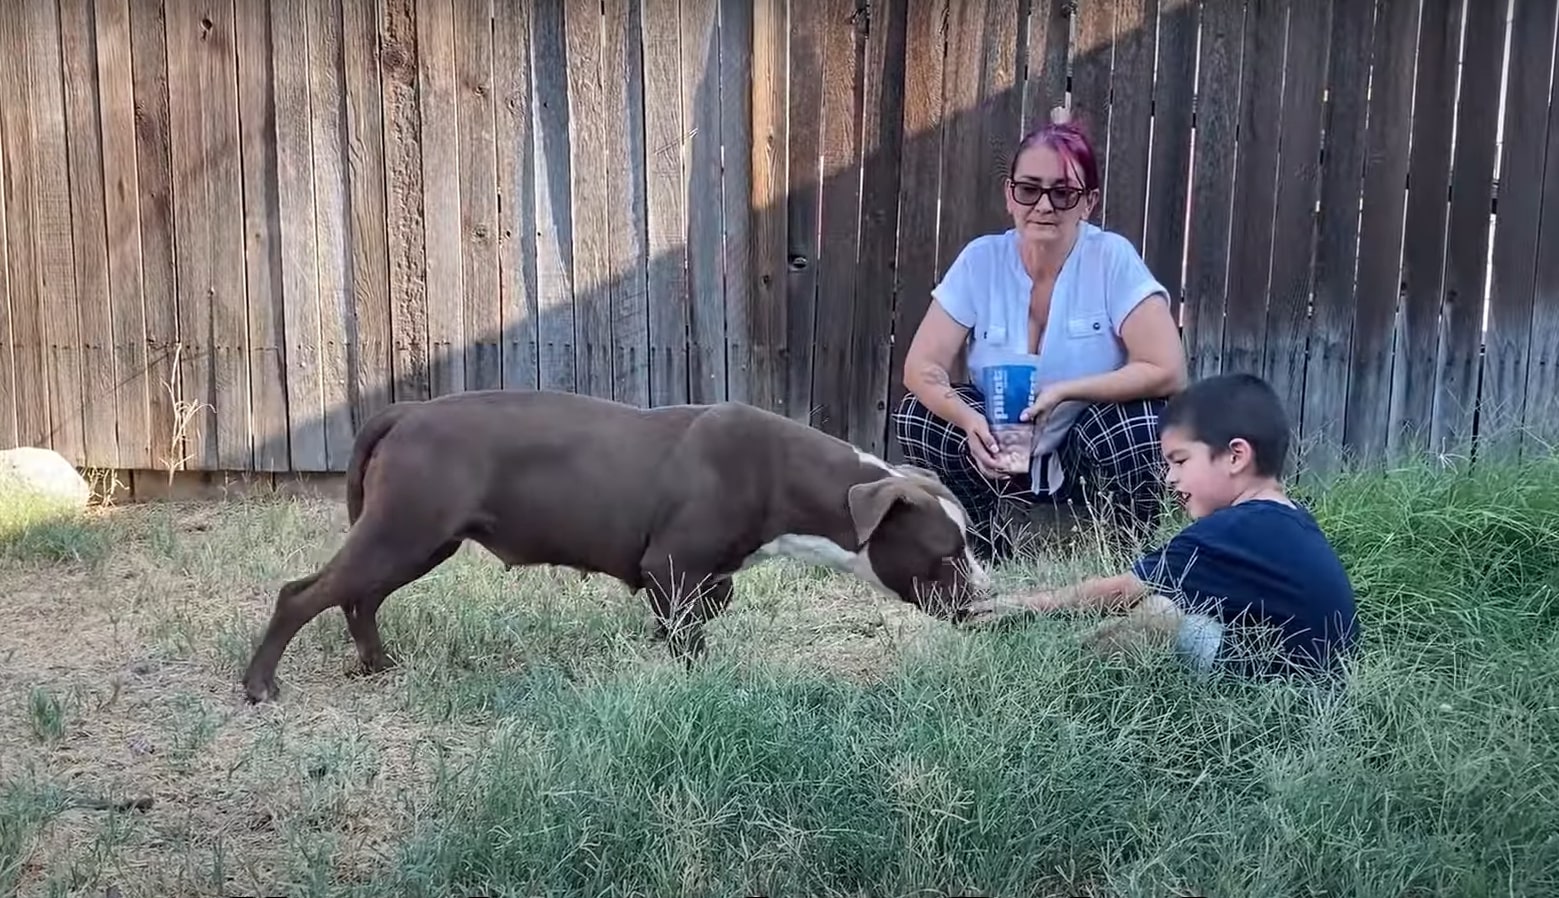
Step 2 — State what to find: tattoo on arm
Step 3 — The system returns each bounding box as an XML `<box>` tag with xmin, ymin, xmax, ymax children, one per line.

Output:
<box><xmin>920</xmin><ymin>364</ymin><xmax>961</xmax><ymax>405</ymax></box>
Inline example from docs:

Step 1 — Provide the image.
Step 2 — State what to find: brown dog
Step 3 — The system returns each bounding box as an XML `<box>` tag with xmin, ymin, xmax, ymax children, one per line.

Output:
<box><xmin>240</xmin><ymin>389</ymin><xmax>992</xmax><ymax>702</ymax></box>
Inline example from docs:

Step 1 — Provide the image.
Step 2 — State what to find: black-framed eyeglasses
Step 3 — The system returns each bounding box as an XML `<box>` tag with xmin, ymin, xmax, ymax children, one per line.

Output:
<box><xmin>1008</xmin><ymin>179</ymin><xmax>1087</xmax><ymax>211</ymax></box>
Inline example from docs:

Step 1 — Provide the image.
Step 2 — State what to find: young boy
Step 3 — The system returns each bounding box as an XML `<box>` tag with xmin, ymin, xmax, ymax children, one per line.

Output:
<box><xmin>966</xmin><ymin>372</ymin><xmax>1360</xmax><ymax>679</ymax></box>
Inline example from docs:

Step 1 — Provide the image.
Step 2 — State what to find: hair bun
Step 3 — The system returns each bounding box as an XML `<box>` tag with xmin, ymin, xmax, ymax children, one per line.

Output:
<box><xmin>1049</xmin><ymin>105</ymin><xmax>1071</xmax><ymax>125</ymax></box>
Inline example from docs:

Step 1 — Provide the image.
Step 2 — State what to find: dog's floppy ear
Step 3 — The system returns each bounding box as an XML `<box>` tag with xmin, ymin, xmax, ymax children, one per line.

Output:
<box><xmin>847</xmin><ymin>477</ymin><xmax>925</xmax><ymax>545</ymax></box>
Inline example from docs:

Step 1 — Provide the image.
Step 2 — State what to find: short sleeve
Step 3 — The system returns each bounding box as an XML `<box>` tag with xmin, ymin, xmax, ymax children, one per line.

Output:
<box><xmin>1131</xmin><ymin>521</ymin><xmax>1219</xmax><ymax>611</ymax></box>
<box><xmin>930</xmin><ymin>238</ymin><xmax>987</xmax><ymax>330</ymax></box>
<box><xmin>1103</xmin><ymin>234</ymin><xmax>1169</xmax><ymax>335</ymax></box>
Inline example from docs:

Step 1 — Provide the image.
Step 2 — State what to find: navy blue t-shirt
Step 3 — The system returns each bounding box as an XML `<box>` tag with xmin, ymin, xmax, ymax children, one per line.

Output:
<box><xmin>1130</xmin><ymin>498</ymin><xmax>1359</xmax><ymax>677</ymax></box>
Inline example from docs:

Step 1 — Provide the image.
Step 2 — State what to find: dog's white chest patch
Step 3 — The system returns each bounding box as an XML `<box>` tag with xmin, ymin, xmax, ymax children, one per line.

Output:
<box><xmin>742</xmin><ymin>534</ymin><xmax>887</xmax><ymax>589</ymax></box>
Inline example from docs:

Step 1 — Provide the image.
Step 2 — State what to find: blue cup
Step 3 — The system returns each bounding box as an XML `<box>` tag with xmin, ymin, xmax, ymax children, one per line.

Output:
<box><xmin>979</xmin><ymin>363</ymin><xmax>1040</xmax><ymax>426</ymax></box>
<box><xmin>977</xmin><ymin>363</ymin><xmax>1040</xmax><ymax>474</ymax></box>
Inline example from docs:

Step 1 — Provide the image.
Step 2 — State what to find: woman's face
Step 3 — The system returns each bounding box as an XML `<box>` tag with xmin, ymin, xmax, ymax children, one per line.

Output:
<box><xmin>1005</xmin><ymin>143</ymin><xmax>1097</xmax><ymax>247</ymax></box>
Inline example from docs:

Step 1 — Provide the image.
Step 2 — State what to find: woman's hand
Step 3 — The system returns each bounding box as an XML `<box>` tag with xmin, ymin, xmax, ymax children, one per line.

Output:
<box><xmin>954</xmin><ymin>407</ymin><xmax>1008</xmax><ymax>478</ymax></box>
<box><xmin>1020</xmin><ymin>383</ymin><xmax>1072</xmax><ymax>429</ymax></box>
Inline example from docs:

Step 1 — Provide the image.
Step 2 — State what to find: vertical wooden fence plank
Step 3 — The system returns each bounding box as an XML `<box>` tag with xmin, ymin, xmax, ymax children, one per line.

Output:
<box><xmin>381</xmin><ymin>0</ymin><xmax>432</xmax><ymax>404</ymax></box>
<box><xmin>684</xmin><ymin>0</ymin><xmax>725</xmax><ymax>403</ymax></box>
<box><xmin>810</xmin><ymin>0</ymin><xmax>865</xmax><ymax>438</ymax></box>
<box><xmin>641</xmin><ymin>0</ymin><xmax>690</xmax><ymax>406</ymax></box>
<box><xmin>310</xmin><ymin>0</ymin><xmax>355</xmax><ymax>470</ymax></box>
<box><xmin>532</xmin><ymin>1</ymin><xmax>576</xmax><ymax>393</ymax></box>
<box><xmin>1432</xmin><ymin>0</ymin><xmax>1503</xmax><ymax>455</ymax></box>
<box><xmin>204</xmin><ymin>0</ymin><xmax>255</xmax><ymax>471</ymax></box>
<box><xmin>0</xmin><ymin>76</ymin><xmax>14</xmax><ymax>449</ymax></box>
<box><xmin>1021</xmin><ymin>0</ymin><xmax>1070</xmax><ymax>133</ymax></box>
<box><xmin>455</xmin><ymin>0</ymin><xmax>503</xmax><ymax>393</ymax></box>
<box><xmin>564</xmin><ymin>0</ymin><xmax>612</xmax><ymax>399</ymax></box>
<box><xmin>1103</xmin><ymin>0</ymin><xmax>1157</xmax><ymax>248</ymax></box>
<box><xmin>784</xmin><ymin>0</ymin><xmax>822</xmax><ymax>421</ymax></box>
<box><xmin>1523</xmin><ymin>39</ymin><xmax>1559</xmax><ymax>444</ymax></box>
<box><xmin>166</xmin><ymin>0</ymin><xmax>216</xmax><ymax>469</ymax></box>
<box><xmin>1181</xmin><ymin>0</ymin><xmax>1245</xmax><ymax>382</ymax></box>
<box><xmin>847</xmin><ymin>0</ymin><xmax>907</xmax><ymax>456</ymax></box>
<box><xmin>1433</xmin><ymin>0</ymin><xmax>1504</xmax><ymax>456</ymax></box>
<box><xmin>30</xmin><ymin>0</ymin><xmax>87</xmax><ymax>465</ymax></box>
<box><xmin>419</xmin><ymin>0</ymin><xmax>466</xmax><ymax>400</ymax></box>
<box><xmin>1483</xmin><ymin>0</ymin><xmax>1557</xmax><ymax>456</ymax></box>
<box><xmin>495</xmin><ymin>0</ymin><xmax>540</xmax><ymax>392</ymax></box>
<box><xmin>604</xmin><ymin>0</ymin><xmax>650</xmax><ymax>407</ymax></box>
<box><xmin>1389</xmin><ymin>0</ymin><xmax>1460</xmax><ymax>455</ymax></box>
<box><xmin>1299</xmin><ymin>0</ymin><xmax>1374</xmax><ymax>471</ymax></box>
<box><xmin>884</xmin><ymin>0</ymin><xmax>946</xmax><ymax>452</ymax></box>
<box><xmin>60</xmin><ymin>0</ymin><xmax>120</xmax><ymax>469</ymax></box>
<box><xmin>1342</xmin><ymin>0</ymin><xmax>1419</xmax><ymax>467</ymax></box>
<box><xmin>128</xmin><ymin>0</ymin><xmax>181</xmax><ymax>474</ymax></box>
<box><xmin>1261</xmin><ymin>0</ymin><xmax>1331</xmax><ymax>420</ymax></box>
<box><xmin>0</xmin><ymin>2</ymin><xmax>49</xmax><ymax>453</ymax></box>
<box><xmin>342</xmin><ymin>0</ymin><xmax>392</xmax><ymax>429</ymax></box>
<box><xmin>272</xmin><ymin>0</ymin><xmax>326</xmax><ymax>471</ymax></box>
<box><xmin>1143</xmin><ymin>0</ymin><xmax>1197</xmax><ymax>319</ymax></box>
<box><xmin>719</xmin><ymin>0</ymin><xmax>753</xmax><ymax>405</ymax></box>
<box><xmin>1218</xmin><ymin>0</ymin><xmax>1284</xmax><ymax>378</ymax></box>
<box><xmin>234</xmin><ymin>0</ymin><xmax>290</xmax><ymax>471</ymax></box>
<box><xmin>747</xmin><ymin>0</ymin><xmax>787</xmax><ymax>414</ymax></box>
<box><xmin>977</xmin><ymin>0</ymin><xmax>1022</xmax><ymax>239</ymax></box>
<box><xmin>1070</xmin><ymin>0</ymin><xmax>1113</xmax><ymax>219</ymax></box>
<box><xmin>936</xmin><ymin>0</ymin><xmax>989</xmax><ymax>279</ymax></box>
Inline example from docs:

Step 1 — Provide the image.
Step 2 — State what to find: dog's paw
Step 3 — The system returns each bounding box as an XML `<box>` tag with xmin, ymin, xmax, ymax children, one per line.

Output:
<box><xmin>351</xmin><ymin>651</ymin><xmax>398</xmax><ymax>676</ymax></box>
<box><xmin>241</xmin><ymin>673</ymin><xmax>280</xmax><ymax>705</ymax></box>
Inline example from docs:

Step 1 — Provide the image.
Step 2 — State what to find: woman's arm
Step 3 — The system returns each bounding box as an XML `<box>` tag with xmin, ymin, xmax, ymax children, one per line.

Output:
<box><xmin>1056</xmin><ymin>294</ymin><xmax>1188</xmax><ymax>404</ymax></box>
<box><xmin>902</xmin><ymin>301</ymin><xmax>981</xmax><ymax>429</ymax></box>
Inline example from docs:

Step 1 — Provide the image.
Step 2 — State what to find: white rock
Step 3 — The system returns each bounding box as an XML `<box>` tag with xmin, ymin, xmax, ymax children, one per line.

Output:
<box><xmin>0</xmin><ymin>446</ymin><xmax>92</xmax><ymax>510</ymax></box>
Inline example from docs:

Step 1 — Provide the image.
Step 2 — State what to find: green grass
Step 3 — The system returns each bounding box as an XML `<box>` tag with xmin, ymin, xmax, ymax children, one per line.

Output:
<box><xmin>0</xmin><ymin>477</ymin><xmax>111</xmax><ymax>567</ymax></box>
<box><xmin>2</xmin><ymin>453</ymin><xmax>1557</xmax><ymax>897</ymax></box>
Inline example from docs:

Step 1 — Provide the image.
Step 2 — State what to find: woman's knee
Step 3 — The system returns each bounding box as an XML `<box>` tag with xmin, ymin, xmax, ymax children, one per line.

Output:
<box><xmin>1071</xmin><ymin>399</ymin><xmax>1168</xmax><ymax>484</ymax></box>
<box><xmin>892</xmin><ymin>386</ymin><xmax>984</xmax><ymax>467</ymax></box>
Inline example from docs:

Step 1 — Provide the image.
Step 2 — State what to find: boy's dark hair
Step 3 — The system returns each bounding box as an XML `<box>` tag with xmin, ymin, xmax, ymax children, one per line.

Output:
<box><xmin>1160</xmin><ymin>373</ymin><xmax>1292</xmax><ymax>477</ymax></box>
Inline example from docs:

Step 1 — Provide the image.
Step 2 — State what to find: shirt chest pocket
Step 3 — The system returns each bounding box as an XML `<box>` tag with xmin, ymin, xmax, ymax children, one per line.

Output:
<box><xmin>979</xmin><ymin>322</ymin><xmax>1012</xmax><ymax>347</ymax></box>
<box><xmin>1065</xmin><ymin>312</ymin><xmax>1111</xmax><ymax>340</ymax></box>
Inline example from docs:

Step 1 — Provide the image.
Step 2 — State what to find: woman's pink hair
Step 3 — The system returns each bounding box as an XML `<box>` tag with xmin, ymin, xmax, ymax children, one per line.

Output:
<box><xmin>1008</xmin><ymin>109</ymin><xmax>1100</xmax><ymax>192</ymax></box>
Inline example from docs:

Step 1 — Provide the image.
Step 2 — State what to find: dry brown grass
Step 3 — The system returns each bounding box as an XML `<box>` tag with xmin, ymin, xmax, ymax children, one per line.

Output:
<box><xmin>0</xmin><ymin>488</ymin><xmax>1012</xmax><ymax>896</ymax></box>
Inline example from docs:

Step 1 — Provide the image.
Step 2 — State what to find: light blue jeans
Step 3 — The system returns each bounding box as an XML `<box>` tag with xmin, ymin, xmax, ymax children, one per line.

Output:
<box><xmin>1173</xmin><ymin>612</ymin><xmax>1225</xmax><ymax>672</ymax></box>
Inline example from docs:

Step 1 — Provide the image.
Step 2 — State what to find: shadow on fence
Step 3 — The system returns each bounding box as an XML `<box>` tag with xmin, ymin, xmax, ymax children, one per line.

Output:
<box><xmin>241</xmin><ymin>2</ymin><xmax>1177</xmax><ymax>481</ymax></box>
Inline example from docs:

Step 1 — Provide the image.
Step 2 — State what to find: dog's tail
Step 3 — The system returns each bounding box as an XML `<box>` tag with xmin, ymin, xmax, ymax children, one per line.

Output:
<box><xmin>345</xmin><ymin>402</ymin><xmax>412</xmax><ymax>525</ymax></box>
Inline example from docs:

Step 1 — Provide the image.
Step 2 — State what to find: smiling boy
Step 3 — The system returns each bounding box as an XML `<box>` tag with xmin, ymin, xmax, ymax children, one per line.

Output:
<box><xmin>967</xmin><ymin>373</ymin><xmax>1360</xmax><ymax>679</ymax></box>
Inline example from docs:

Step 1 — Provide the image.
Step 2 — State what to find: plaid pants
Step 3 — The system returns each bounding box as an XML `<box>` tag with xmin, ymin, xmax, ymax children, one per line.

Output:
<box><xmin>893</xmin><ymin>384</ymin><xmax>1169</xmax><ymax>561</ymax></box>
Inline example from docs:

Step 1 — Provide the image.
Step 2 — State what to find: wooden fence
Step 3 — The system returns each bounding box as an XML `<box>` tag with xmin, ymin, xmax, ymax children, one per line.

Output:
<box><xmin>1</xmin><ymin>0</ymin><xmax>1556</xmax><ymax>483</ymax></box>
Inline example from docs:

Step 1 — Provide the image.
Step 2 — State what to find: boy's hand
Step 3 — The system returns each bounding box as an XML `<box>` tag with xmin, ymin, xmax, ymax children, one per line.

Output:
<box><xmin>964</xmin><ymin>590</ymin><xmax>1061</xmax><ymax>624</ymax></box>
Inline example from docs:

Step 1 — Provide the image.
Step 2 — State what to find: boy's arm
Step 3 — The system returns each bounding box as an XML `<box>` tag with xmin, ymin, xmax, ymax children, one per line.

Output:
<box><xmin>964</xmin><ymin>524</ymin><xmax>1212</xmax><ymax>625</ymax></box>
<box><xmin>1047</xmin><ymin>572</ymin><xmax>1155</xmax><ymax>613</ymax></box>
<box><xmin>965</xmin><ymin>571</ymin><xmax>1153</xmax><ymax>623</ymax></box>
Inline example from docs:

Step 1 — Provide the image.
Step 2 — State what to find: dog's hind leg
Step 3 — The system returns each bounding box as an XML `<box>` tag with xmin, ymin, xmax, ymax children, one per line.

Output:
<box><xmin>241</xmin><ymin>516</ymin><xmax>461</xmax><ymax>704</ymax></box>
<box><xmin>342</xmin><ymin>540</ymin><xmax>459</xmax><ymax>675</ymax></box>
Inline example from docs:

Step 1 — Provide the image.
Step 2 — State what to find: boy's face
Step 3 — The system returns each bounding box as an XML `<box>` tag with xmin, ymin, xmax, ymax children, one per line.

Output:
<box><xmin>1159</xmin><ymin>425</ymin><xmax>1252</xmax><ymax>519</ymax></box>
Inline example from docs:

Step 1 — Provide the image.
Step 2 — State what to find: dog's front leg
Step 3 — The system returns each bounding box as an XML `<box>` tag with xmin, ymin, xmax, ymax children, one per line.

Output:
<box><xmin>641</xmin><ymin>566</ymin><xmax>732</xmax><ymax>667</ymax></box>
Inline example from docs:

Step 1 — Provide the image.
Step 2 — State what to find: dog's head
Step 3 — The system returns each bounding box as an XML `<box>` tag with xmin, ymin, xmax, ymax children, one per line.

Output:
<box><xmin>845</xmin><ymin>464</ymin><xmax>991</xmax><ymax>621</ymax></box>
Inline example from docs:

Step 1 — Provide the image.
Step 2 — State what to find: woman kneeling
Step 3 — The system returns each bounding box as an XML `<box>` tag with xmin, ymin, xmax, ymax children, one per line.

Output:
<box><xmin>894</xmin><ymin>110</ymin><xmax>1187</xmax><ymax>563</ymax></box>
